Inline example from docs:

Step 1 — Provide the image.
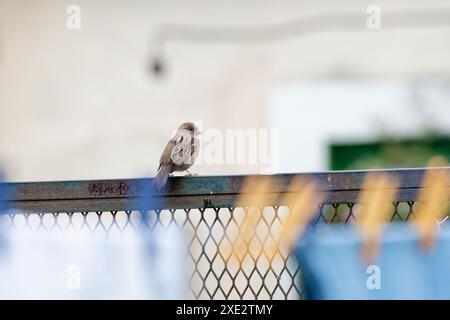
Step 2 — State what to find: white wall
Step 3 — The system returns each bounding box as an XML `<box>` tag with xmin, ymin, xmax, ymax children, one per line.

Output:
<box><xmin>0</xmin><ymin>0</ymin><xmax>450</xmax><ymax>181</ymax></box>
<box><xmin>269</xmin><ymin>80</ymin><xmax>450</xmax><ymax>172</ymax></box>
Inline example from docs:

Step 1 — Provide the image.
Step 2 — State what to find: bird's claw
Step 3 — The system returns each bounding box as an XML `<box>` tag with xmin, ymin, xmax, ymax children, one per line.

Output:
<box><xmin>185</xmin><ymin>170</ymin><xmax>198</xmax><ymax>176</ymax></box>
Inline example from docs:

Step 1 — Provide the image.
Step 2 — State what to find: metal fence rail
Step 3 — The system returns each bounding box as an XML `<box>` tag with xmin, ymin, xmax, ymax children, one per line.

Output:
<box><xmin>1</xmin><ymin>168</ymin><xmax>449</xmax><ymax>299</ymax></box>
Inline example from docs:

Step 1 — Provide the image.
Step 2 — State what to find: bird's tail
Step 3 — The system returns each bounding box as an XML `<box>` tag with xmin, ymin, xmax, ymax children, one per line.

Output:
<box><xmin>154</xmin><ymin>165</ymin><xmax>172</xmax><ymax>191</ymax></box>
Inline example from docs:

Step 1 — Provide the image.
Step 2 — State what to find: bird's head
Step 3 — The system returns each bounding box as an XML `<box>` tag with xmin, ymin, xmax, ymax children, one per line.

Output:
<box><xmin>178</xmin><ymin>122</ymin><xmax>201</xmax><ymax>136</ymax></box>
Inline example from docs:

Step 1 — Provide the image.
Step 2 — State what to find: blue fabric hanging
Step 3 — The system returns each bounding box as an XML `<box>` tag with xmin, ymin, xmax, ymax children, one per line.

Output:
<box><xmin>295</xmin><ymin>223</ymin><xmax>450</xmax><ymax>299</ymax></box>
<box><xmin>0</xmin><ymin>170</ymin><xmax>7</xmax><ymax>214</ymax></box>
<box><xmin>0</xmin><ymin>178</ymin><xmax>188</xmax><ymax>299</ymax></box>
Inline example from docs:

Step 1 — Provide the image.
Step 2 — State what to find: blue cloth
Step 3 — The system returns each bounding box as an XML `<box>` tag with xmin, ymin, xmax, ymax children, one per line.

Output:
<box><xmin>0</xmin><ymin>171</ymin><xmax>7</xmax><ymax>214</ymax></box>
<box><xmin>0</xmin><ymin>179</ymin><xmax>187</xmax><ymax>299</ymax></box>
<box><xmin>295</xmin><ymin>223</ymin><xmax>450</xmax><ymax>299</ymax></box>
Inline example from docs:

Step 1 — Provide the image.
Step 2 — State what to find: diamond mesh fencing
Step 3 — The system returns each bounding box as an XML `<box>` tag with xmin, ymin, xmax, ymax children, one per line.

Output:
<box><xmin>2</xmin><ymin>169</ymin><xmax>449</xmax><ymax>299</ymax></box>
<box><xmin>0</xmin><ymin>201</ymin><xmax>420</xmax><ymax>300</ymax></box>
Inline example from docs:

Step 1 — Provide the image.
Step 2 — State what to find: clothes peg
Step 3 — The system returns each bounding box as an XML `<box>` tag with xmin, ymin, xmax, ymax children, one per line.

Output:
<box><xmin>356</xmin><ymin>173</ymin><xmax>399</xmax><ymax>264</ymax></box>
<box><xmin>411</xmin><ymin>161</ymin><xmax>450</xmax><ymax>250</ymax></box>
<box><xmin>228</xmin><ymin>177</ymin><xmax>276</xmax><ymax>260</ymax></box>
<box><xmin>265</xmin><ymin>177</ymin><xmax>324</xmax><ymax>258</ymax></box>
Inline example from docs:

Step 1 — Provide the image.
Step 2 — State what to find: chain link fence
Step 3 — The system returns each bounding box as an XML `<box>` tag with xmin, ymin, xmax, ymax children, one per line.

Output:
<box><xmin>0</xmin><ymin>169</ymin><xmax>448</xmax><ymax>299</ymax></box>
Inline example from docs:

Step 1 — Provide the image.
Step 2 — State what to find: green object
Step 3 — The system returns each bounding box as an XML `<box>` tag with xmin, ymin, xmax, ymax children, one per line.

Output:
<box><xmin>329</xmin><ymin>136</ymin><xmax>450</xmax><ymax>170</ymax></box>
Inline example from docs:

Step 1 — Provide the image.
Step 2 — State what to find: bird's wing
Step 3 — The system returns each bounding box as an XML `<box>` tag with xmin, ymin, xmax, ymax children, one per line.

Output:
<box><xmin>170</xmin><ymin>141</ymin><xmax>189</xmax><ymax>166</ymax></box>
<box><xmin>159</xmin><ymin>138</ymin><xmax>177</xmax><ymax>168</ymax></box>
<box><xmin>170</xmin><ymin>131</ymin><xmax>195</xmax><ymax>166</ymax></box>
<box><xmin>159</xmin><ymin>129</ymin><xmax>196</xmax><ymax>170</ymax></box>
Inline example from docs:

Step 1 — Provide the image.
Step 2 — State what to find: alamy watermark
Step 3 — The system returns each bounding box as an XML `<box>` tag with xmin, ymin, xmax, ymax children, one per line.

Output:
<box><xmin>66</xmin><ymin>5</ymin><xmax>81</xmax><ymax>30</ymax></box>
<box><xmin>366</xmin><ymin>264</ymin><xmax>381</xmax><ymax>290</ymax></box>
<box><xmin>366</xmin><ymin>5</ymin><xmax>381</xmax><ymax>30</ymax></box>
<box><xmin>66</xmin><ymin>265</ymin><xmax>81</xmax><ymax>290</ymax></box>
<box><xmin>171</xmin><ymin>122</ymin><xmax>280</xmax><ymax>174</ymax></box>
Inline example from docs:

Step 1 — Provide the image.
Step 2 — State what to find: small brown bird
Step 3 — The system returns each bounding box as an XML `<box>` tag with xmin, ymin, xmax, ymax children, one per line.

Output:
<box><xmin>154</xmin><ymin>122</ymin><xmax>201</xmax><ymax>190</ymax></box>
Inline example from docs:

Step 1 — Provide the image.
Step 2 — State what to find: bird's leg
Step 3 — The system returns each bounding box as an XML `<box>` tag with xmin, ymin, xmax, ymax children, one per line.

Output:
<box><xmin>185</xmin><ymin>169</ymin><xmax>198</xmax><ymax>176</ymax></box>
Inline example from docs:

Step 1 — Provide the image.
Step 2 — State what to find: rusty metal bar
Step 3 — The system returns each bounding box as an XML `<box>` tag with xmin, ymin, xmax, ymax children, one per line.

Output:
<box><xmin>1</xmin><ymin>168</ymin><xmax>449</xmax><ymax>213</ymax></box>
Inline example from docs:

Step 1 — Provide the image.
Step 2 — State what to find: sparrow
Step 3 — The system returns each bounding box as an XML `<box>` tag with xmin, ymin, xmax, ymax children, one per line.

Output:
<box><xmin>154</xmin><ymin>122</ymin><xmax>201</xmax><ymax>191</ymax></box>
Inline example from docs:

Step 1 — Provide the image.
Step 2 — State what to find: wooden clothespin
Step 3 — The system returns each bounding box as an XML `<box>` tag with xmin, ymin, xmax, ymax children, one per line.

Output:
<box><xmin>226</xmin><ymin>177</ymin><xmax>277</xmax><ymax>260</ymax></box>
<box><xmin>357</xmin><ymin>173</ymin><xmax>399</xmax><ymax>264</ymax></box>
<box><xmin>264</xmin><ymin>177</ymin><xmax>324</xmax><ymax>258</ymax></box>
<box><xmin>412</xmin><ymin>157</ymin><xmax>450</xmax><ymax>250</ymax></box>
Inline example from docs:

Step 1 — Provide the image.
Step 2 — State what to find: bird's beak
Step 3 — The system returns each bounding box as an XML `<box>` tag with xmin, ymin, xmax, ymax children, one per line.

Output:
<box><xmin>196</xmin><ymin>130</ymin><xmax>202</xmax><ymax>135</ymax></box>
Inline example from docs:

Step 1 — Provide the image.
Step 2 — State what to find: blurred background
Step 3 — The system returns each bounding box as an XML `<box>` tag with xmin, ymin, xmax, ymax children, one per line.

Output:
<box><xmin>0</xmin><ymin>0</ymin><xmax>449</xmax><ymax>181</ymax></box>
